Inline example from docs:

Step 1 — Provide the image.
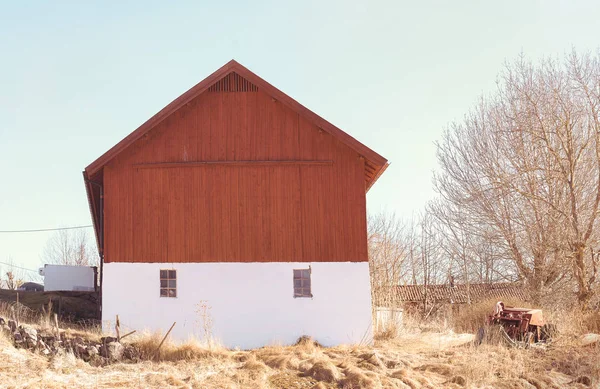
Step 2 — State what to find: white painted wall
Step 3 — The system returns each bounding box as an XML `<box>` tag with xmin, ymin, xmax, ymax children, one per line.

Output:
<box><xmin>43</xmin><ymin>265</ymin><xmax>96</xmax><ymax>292</ymax></box>
<box><xmin>102</xmin><ymin>262</ymin><xmax>372</xmax><ymax>349</ymax></box>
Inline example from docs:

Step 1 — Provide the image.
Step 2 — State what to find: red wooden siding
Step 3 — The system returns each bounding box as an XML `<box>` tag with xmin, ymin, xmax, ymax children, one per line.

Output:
<box><xmin>102</xmin><ymin>88</ymin><xmax>369</xmax><ymax>263</ymax></box>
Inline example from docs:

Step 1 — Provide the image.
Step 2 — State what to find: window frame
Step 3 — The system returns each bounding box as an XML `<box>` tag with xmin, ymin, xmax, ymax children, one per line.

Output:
<box><xmin>293</xmin><ymin>267</ymin><xmax>312</xmax><ymax>298</ymax></box>
<box><xmin>159</xmin><ymin>269</ymin><xmax>177</xmax><ymax>298</ymax></box>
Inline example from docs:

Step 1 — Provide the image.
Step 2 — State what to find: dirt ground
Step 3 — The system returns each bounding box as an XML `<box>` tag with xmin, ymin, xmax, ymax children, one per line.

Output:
<box><xmin>0</xmin><ymin>328</ymin><xmax>598</xmax><ymax>389</ymax></box>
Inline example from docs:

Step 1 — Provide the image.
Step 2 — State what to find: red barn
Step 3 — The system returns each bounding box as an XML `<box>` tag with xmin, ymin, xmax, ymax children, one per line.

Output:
<box><xmin>84</xmin><ymin>60</ymin><xmax>388</xmax><ymax>348</ymax></box>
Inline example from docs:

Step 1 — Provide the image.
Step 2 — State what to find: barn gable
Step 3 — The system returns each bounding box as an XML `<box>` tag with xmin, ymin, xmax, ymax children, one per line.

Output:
<box><xmin>85</xmin><ymin>60</ymin><xmax>387</xmax><ymax>179</ymax></box>
<box><xmin>84</xmin><ymin>60</ymin><xmax>388</xmax><ymax>262</ymax></box>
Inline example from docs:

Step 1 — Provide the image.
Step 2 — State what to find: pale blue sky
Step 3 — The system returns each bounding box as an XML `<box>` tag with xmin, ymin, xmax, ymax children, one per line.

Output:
<box><xmin>1</xmin><ymin>0</ymin><xmax>599</xmax><ymax>277</ymax></box>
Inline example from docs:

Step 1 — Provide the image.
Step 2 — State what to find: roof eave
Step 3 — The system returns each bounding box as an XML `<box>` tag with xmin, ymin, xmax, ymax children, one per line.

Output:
<box><xmin>83</xmin><ymin>171</ymin><xmax>102</xmax><ymax>256</ymax></box>
<box><xmin>366</xmin><ymin>162</ymin><xmax>390</xmax><ymax>193</ymax></box>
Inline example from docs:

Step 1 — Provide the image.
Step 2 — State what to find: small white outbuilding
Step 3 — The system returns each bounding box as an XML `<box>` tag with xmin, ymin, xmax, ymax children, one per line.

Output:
<box><xmin>40</xmin><ymin>264</ymin><xmax>97</xmax><ymax>292</ymax></box>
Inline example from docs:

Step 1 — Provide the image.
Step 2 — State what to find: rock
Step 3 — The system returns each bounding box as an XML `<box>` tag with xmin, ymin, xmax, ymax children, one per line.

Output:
<box><xmin>107</xmin><ymin>342</ymin><xmax>124</xmax><ymax>360</ymax></box>
<box><xmin>580</xmin><ymin>333</ymin><xmax>600</xmax><ymax>347</ymax></box>
<box><xmin>0</xmin><ymin>317</ymin><xmax>5</xmax><ymax>325</ymax></box>
<box><xmin>87</xmin><ymin>345</ymin><xmax>99</xmax><ymax>357</ymax></box>
<box><xmin>20</xmin><ymin>326</ymin><xmax>38</xmax><ymax>343</ymax></box>
<box><xmin>75</xmin><ymin>343</ymin><xmax>87</xmax><ymax>356</ymax></box>
<box><xmin>19</xmin><ymin>326</ymin><xmax>38</xmax><ymax>349</ymax></box>
<box><xmin>122</xmin><ymin>345</ymin><xmax>139</xmax><ymax>360</ymax></box>
<box><xmin>7</xmin><ymin>320</ymin><xmax>17</xmax><ymax>332</ymax></box>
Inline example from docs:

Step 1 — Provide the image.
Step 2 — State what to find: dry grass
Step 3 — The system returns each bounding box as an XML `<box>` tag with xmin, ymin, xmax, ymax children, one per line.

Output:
<box><xmin>2</xmin><ymin>324</ymin><xmax>598</xmax><ymax>389</ymax></box>
<box><xmin>0</xmin><ymin>304</ymin><xmax>599</xmax><ymax>388</ymax></box>
<box><xmin>448</xmin><ymin>296</ymin><xmax>600</xmax><ymax>337</ymax></box>
<box><xmin>551</xmin><ymin>308</ymin><xmax>600</xmax><ymax>336</ymax></box>
<box><xmin>129</xmin><ymin>331</ymin><xmax>229</xmax><ymax>362</ymax></box>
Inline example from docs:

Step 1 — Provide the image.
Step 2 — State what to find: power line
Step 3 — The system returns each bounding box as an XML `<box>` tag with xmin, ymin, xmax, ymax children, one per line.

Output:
<box><xmin>0</xmin><ymin>261</ymin><xmax>39</xmax><ymax>273</ymax></box>
<box><xmin>0</xmin><ymin>225</ymin><xmax>93</xmax><ymax>234</ymax></box>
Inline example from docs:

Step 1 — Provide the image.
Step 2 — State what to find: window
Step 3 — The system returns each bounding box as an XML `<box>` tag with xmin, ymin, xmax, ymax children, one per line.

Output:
<box><xmin>293</xmin><ymin>268</ymin><xmax>312</xmax><ymax>298</ymax></box>
<box><xmin>160</xmin><ymin>269</ymin><xmax>177</xmax><ymax>298</ymax></box>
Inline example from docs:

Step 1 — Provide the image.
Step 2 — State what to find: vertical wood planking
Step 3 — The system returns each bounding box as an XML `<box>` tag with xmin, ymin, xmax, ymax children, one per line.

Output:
<box><xmin>103</xmin><ymin>76</ymin><xmax>369</xmax><ymax>264</ymax></box>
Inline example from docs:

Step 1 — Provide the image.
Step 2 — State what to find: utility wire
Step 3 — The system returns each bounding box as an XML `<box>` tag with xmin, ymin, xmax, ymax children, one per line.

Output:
<box><xmin>0</xmin><ymin>225</ymin><xmax>93</xmax><ymax>234</ymax></box>
<box><xmin>0</xmin><ymin>261</ymin><xmax>39</xmax><ymax>273</ymax></box>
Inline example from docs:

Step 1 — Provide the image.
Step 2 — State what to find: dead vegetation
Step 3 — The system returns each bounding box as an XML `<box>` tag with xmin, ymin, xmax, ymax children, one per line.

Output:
<box><xmin>0</xmin><ymin>312</ymin><xmax>598</xmax><ymax>389</ymax></box>
<box><xmin>0</xmin><ymin>299</ymin><xmax>598</xmax><ymax>388</ymax></box>
<box><xmin>0</xmin><ymin>290</ymin><xmax>99</xmax><ymax>322</ymax></box>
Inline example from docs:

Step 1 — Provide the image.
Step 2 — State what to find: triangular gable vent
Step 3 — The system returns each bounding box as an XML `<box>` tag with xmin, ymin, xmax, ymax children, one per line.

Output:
<box><xmin>208</xmin><ymin>72</ymin><xmax>258</xmax><ymax>92</ymax></box>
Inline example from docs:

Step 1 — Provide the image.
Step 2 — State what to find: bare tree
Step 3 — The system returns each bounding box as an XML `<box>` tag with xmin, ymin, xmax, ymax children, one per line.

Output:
<box><xmin>416</xmin><ymin>211</ymin><xmax>446</xmax><ymax>311</ymax></box>
<box><xmin>42</xmin><ymin>229</ymin><xmax>98</xmax><ymax>267</ymax></box>
<box><xmin>2</xmin><ymin>257</ymin><xmax>24</xmax><ymax>290</ymax></box>
<box><xmin>435</xmin><ymin>51</ymin><xmax>600</xmax><ymax>308</ymax></box>
<box><xmin>368</xmin><ymin>212</ymin><xmax>408</xmax><ymax>307</ymax></box>
<box><xmin>429</xmin><ymin>198</ymin><xmax>517</xmax><ymax>286</ymax></box>
<box><xmin>368</xmin><ymin>210</ymin><xmax>448</xmax><ymax>312</ymax></box>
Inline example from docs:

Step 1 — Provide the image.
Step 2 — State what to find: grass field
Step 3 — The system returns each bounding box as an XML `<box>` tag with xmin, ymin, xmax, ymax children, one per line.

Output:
<box><xmin>0</xmin><ymin>322</ymin><xmax>598</xmax><ymax>388</ymax></box>
<box><xmin>0</xmin><ymin>296</ymin><xmax>599</xmax><ymax>388</ymax></box>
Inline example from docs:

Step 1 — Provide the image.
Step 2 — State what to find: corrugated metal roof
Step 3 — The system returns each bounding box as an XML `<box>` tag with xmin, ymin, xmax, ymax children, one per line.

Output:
<box><xmin>391</xmin><ymin>283</ymin><xmax>528</xmax><ymax>304</ymax></box>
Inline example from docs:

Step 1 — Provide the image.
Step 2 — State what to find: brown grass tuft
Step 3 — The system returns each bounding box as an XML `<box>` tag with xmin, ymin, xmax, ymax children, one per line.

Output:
<box><xmin>355</xmin><ymin>352</ymin><xmax>386</xmax><ymax>372</ymax></box>
<box><xmin>390</xmin><ymin>369</ymin><xmax>421</xmax><ymax>389</ymax></box>
<box><xmin>340</xmin><ymin>366</ymin><xmax>380</xmax><ymax>389</ymax></box>
<box><xmin>294</xmin><ymin>335</ymin><xmax>323</xmax><ymax>348</ymax></box>
<box><xmin>374</xmin><ymin>325</ymin><xmax>398</xmax><ymax>341</ymax></box>
<box><xmin>304</xmin><ymin>360</ymin><xmax>342</xmax><ymax>383</ymax></box>
<box><xmin>130</xmin><ymin>332</ymin><xmax>228</xmax><ymax>362</ymax></box>
<box><xmin>256</xmin><ymin>350</ymin><xmax>300</xmax><ymax>370</ymax></box>
<box><xmin>415</xmin><ymin>363</ymin><xmax>454</xmax><ymax>376</ymax></box>
<box><xmin>241</xmin><ymin>356</ymin><xmax>269</xmax><ymax>372</ymax></box>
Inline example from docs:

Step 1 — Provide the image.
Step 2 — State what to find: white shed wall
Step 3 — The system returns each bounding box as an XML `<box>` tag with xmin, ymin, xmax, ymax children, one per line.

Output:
<box><xmin>102</xmin><ymin>262</ymin><xmax>372</xmax><ymax>349</ymax></box>
<box><xmin>43</xmin><ymin>265</ymin><xmax>96</xmax><ymax>292</ymax></box>
<box><xmin>374</xmin><ymin>306</ymin><xmax>403</xmax><ymax>335</ymax></box>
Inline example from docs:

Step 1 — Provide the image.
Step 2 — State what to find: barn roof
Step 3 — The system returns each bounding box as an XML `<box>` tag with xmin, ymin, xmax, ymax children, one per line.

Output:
<box><xmin>391</xmin><ymin>283</ymin><xmax>528</xmax><ymax>304</ymax></box>
<box><xmin>83</xmin><ymin>60</ymin><xmax>389</xmax><ymax>255</ymax></box>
